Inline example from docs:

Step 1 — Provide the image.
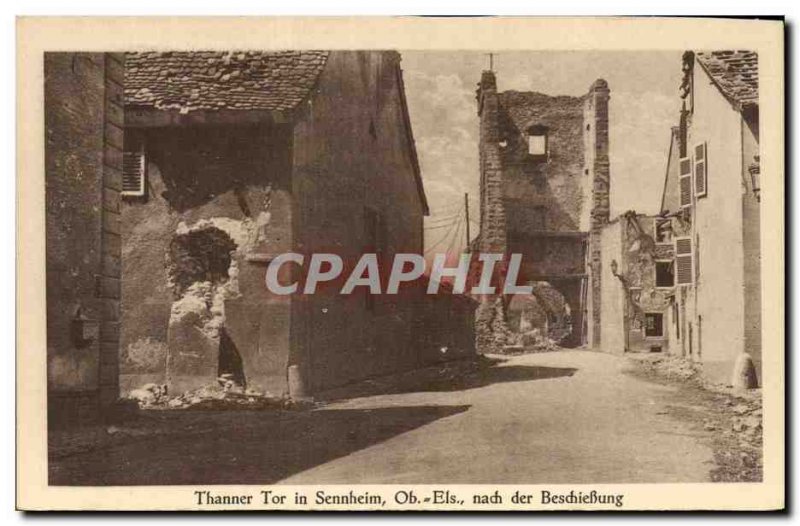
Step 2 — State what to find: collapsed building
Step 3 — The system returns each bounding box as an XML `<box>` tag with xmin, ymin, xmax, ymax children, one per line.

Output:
<box><xmin>596</xmin><ymin>211</ymin><xmax>675</xmax><ymax>355</ymax></box>
<box><xmin>472</xmin><ymin>70</ymin><xmax>610</xmax><ymax>352</ymax></box>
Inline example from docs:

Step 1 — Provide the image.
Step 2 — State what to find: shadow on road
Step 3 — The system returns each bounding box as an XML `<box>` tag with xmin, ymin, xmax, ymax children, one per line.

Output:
<box><xmin>49</xmin><ymin>404</ymin><xmax>470</xmax><ymax>486</ymax></box>
<box><xmin>318</xmin><ymin>361</ymin><xmax>578</xmax><ymax>401</ymax></box>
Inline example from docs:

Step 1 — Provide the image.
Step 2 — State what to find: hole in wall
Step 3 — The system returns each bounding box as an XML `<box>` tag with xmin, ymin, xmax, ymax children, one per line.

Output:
<box><xmin>167</xmin><ymin>226</ymin><xmax>237</xmax><ymax>298</ymax></box>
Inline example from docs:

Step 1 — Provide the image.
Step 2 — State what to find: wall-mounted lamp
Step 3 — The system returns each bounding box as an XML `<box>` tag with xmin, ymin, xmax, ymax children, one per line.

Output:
<box><xmin>749</xmin><ymin>155</ymin><xmax>760</xmax><ymax>202</ymax></box>
<box><xmin>70</xmin><ymin>306</ymin><xmax>99</xmax><ymax>349</ymax></box>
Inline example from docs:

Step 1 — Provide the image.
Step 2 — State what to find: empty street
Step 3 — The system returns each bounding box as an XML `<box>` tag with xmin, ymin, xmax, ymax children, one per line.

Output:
<box><xmin>50</xmin><ymin>351</ymin><xmax>715</xmax><ymax>485</ymax></box>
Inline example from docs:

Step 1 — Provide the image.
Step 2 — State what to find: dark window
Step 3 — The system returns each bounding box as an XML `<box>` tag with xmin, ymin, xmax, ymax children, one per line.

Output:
<box><xmin>655</xmin><ymin>219</ymin><xmax>672</xmax><ymax>243</ymax></box>
<box><xmin>644</xmin><ymin>313</ymin><xmax>664</xmax><ymax>338</ymax></box>
<box><xmin>655</xmin><ymin>261</ymin><xmax>674</xmax><ymax>287</ymax></box>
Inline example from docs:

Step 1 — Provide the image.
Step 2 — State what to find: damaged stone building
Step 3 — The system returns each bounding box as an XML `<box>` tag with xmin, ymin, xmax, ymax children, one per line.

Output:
<box><xmin>120</xmin><ymin>50</ymin><xmax>476</xmax><ymax>399</ymax></box>
<box><xmin>45</xmin><ymin>50</ymin><xmax>476</xmax><ymax>425</ymax></box>
<box><xmin>595</xmin><ymin>50</ymin><xmax>761</xmax><ymax>387</ymax></box>
<box><xmin>472</xmin><ymin>69</ymin><xmax>610</xmax><ymax>351</ymax></box>
<box><xmin>596</xmin><ymin>211</ymin><xmax>676</xmax><ymax>355</ymax></box>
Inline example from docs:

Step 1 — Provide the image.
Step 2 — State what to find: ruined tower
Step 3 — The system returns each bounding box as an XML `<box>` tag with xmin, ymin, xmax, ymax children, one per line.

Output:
<box><xmin>474</xmin><ymin>71</ymin><xmax>610</xmax><ymax>350</ymax></box>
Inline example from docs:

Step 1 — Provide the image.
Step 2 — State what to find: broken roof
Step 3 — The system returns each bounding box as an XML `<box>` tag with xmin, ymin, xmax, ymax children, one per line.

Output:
<box><xmin>695</xmin><ymin>50</ymin><xmax>758</xmax><ymax>108</ymax></box>
<box><xmin>124</xmin><ymin>51</ymin><xmax>329</xmax><ymax>113</ymax></box>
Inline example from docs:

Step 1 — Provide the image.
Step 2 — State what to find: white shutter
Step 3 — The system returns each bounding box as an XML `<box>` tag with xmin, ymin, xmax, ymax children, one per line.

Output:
<box><xmin>122</xmin><ymin>148</ymin><xmax>146</xmax><ymax>197</ymax></box>
<box><xmin>679</xmin><ymin>156</ymin><xmax>692</xmax><ymax>208</ymax></box>
<box><xmin>674</xmin><ymin>236</ymin><xmax>693</xmax><ymax>285</ymax></box>
<box><xmin>694</xmin><ymin>142</ymin><xmax>707</xmax><ymax>198</ymax></box>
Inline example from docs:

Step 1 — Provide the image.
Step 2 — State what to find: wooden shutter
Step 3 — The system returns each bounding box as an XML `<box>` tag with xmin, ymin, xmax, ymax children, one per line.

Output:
<box><xmin>674</xmin><ymin>236</ymin><xmax>693</xmax><ymax>285</ymax></box>
<box><xmin>122</xmin><ymin>147</ymin><xmax>146</xmax><ymax>197</ymax></box>
<box><xmin>679</xmin><ymin>156</ymin><xmax>692</xmax><ymax>208</ymax></box>
<box><xmin>694</xmin><ymin>142</ymin><xmax>707</xmax><ymax>198</ymax></box>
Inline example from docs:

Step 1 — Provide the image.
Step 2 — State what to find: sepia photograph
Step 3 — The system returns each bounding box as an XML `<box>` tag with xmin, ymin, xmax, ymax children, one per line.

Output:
<box><xmin>17</xmin><ymin>16</ymin><xmax>784</xmax><ymax>511</ymax></box>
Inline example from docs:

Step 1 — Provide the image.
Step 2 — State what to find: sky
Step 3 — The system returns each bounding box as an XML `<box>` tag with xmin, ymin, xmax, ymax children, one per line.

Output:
<box><xmin>400</xmin><ymin>50</ymin><xmax>684</xmax><ymax>260</ymax></box>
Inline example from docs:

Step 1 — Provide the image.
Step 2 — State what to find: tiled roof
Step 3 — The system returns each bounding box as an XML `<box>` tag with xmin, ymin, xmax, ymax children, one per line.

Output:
<box><xmin>124</xmin><ymin>51</ymin><xmax>329</xmax><ymax>113</ymax></box>
<box><xmin>695</xmin><ymin>50</ymin><xmax>758</xmax><ymax>107</ymax></box>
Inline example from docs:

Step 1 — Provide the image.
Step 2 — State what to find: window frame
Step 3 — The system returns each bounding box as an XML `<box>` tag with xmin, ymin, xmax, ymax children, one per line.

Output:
<box><xmin>654</xmin><ymin>259</ymin><xmax>675</xmax><ymax>289</ymax></box>
<box><xmin>654</xmin><ymin>218</ymin><xmax>673</xmax><ymax>245</ymax></box>
<box><xmin>526</xmin><ymin>125</ymin><xmax>549</xmax><ymax>160</ymax></box>
<box><xmin>121</xmin><ymin>141</ymin><xmax>147</xmax><ymax>198</ymax></box>
<box><xmin>674</xmin><ymin>236</ymin><xmax>694</xmax><ymax>286</ymax></box>
<box><xmin>694</xmin><ymin>141</ymin><xmax>708</xmax><ymax>198</ymax></box>
<box><xmin>678</xmin><ymin>156</ymin><xmax>693</xmax><ymax>209</ymax></box>
<box><xmin>643</xmin><ymin>312</ymin><xmax>665</xmax><ymax>339</ymax></box>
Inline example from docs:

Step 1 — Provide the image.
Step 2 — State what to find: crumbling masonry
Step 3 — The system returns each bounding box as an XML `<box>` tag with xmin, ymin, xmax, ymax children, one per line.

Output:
<box><xmin>474</xmin><ymin>70</ymin><xmax>610</xmax><ymax>351</ymax></box>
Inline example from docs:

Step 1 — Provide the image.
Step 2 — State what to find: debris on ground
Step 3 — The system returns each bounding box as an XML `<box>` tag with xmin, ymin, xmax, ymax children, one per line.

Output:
<box><xmin>500</xmin><ymin>328</ymin><xmax>561</xmax><ymax>355</ymax></box>
<box><xmin>631</xmin><ymin>353</ymin><xmax>703</xmax><ymax>383</ymax></box>
<box><xmin>626</xmin><ymin>354</ymin><xmax>762</xmax><ymax>482</ymax></box>
<box><xmin>127</xmin><ymin>383</ymin><xmax>169</xmax><ymax>407</ymax></box>
<box><xmin>125</xmin><ymin>374</ymin><xmax>315</xmax><ymax>411</ymax></box>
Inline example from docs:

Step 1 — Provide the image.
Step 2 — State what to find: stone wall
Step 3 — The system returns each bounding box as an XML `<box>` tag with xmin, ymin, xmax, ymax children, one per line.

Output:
<box><xmin>621</xmin><ymin>214</ymin><xmax>673</xmax><ymax>353</ymax></box>
<box><xmin>499</xmin><ymin>91</ymin><xmax>586</xmax><ymax>233</ymax></box>
<box><xmin>291</xmin><ymin>51</ymin><xmax>437</xmax><ymax>392</ymax></box>
<box><xmin>741</xmin><ymin>111</ymin><xmax>761</xmax><ymax>383</ymax></box>
<box><xmin>474</xmin><ymin>74</ymin><xmax>610</xmax><ymax>349</ymax></box>
<box><xmin>474</xmin><ymin>71</ymin><xmax>511</xmax><ymax>353</ymax></box>
<box><xmin>584</xmin><ymin>80</ymin><xmax>611</xmax><ymax>347</ymax></box>
<box><xmin>598</xmin><ymin>220</ymin><xmax>625</xmax><ymax>353</ymax></box>
<box><xmin>120</xmin><ymin>123</ymin><xmax>293</xmax><ymax>396</ymax></box>
<box><xmin>688</xmin><ymin>61</ymin><xmax>749</xmax><ymax>384</ymax></box>
<box><xmin>45</xmin><ymin>52</ymin><xmax>123</xmax><ymax>427</ymax></box>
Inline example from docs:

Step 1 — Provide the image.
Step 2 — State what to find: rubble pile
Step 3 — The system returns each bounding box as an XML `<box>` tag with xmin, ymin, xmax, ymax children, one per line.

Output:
<box><xmin>127</xmin><ymin>383</ymin><xmax>169</xmax><ymax>408</ymax></box>
<box><xmin>627</xmin><ymin>353</ymin><xmax>763</xmax><ymax>482</ymax></box>
<box><xmin>633</xmin><ymin>354</ymin><xmax>703</xmax><ymax>383</ymax></box>
<box><xmin>501</xmin><ymin>328</ymin><xmax>561</xmax><ymax>355</ymax></box>
<box><xmin>709</xmin><ymin>394</ymin><xmax>763</xmax><ymax>482</ymax></box>
<box><xmin>127</xmin><ymin>374</ymin><xmax>314</xmax><ymax>411</ymax></box>
<box><xmin>475</xmin><ymin>297</ymin><xmax>516</xmax><ymax>354</ymax></box>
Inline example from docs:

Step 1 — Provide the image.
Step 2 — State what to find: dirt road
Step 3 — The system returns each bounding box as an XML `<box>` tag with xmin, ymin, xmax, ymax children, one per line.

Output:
<box><xmin>50</xmin><ymin>350</ymin><xmax>714</xmax><ymax>485</ymax></box>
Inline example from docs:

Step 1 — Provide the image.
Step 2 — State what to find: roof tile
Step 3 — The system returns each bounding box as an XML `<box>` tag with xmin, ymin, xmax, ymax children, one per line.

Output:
<box><xmin>124</xmin><ymin>51</ymin><xmax>329</xmax><ymax>113</ymax></box>
<box><xmin>696</xmin><ymin>50</ymin><xmax>758</xmax><ymax>106</ymax></box>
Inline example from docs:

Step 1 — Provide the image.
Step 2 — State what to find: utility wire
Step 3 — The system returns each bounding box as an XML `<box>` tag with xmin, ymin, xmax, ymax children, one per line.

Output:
<box><xmin>425</xmin><ymin>211</ymin><xmax>462</xmax><ymax>223</ymax></box>
<box><xmin>444</xmin><ymin>214</ymin><xmax>465</xmax><ymax>256</ymax></box>
<box><xmin>424</xmin><ymin>216</ymin><xmax>461</xmax><ymax>229</ymax></box>
<box><xmin>424</xmin><ymin>221</ymin><xmax>460</xmax><ymax>231</ymax></box>
<box><xmin>424</xmin><ymin>213</ymin><xmax>463</xmax><ymax>255</ymax></box>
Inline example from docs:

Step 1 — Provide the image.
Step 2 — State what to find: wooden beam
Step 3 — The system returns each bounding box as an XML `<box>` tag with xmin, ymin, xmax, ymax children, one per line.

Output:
<box><xmin>125</xmin><ymin>107</ymin><xmax>289</xmax><ymax>128</ymax></box>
